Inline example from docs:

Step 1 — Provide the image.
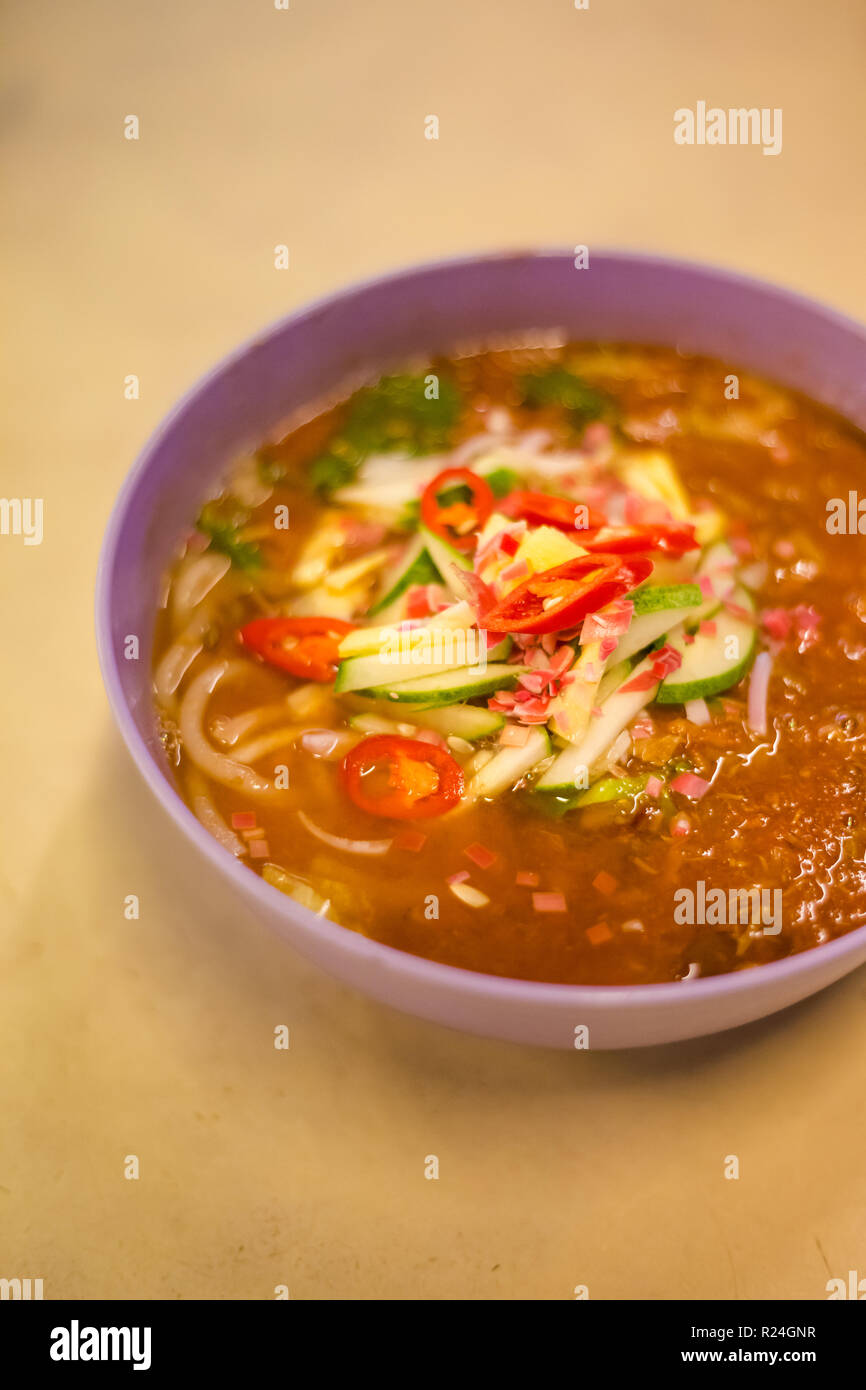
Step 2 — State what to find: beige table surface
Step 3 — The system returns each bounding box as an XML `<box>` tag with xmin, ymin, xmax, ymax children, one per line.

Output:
<box><xmin>3</xmin><ymin>0</ymin><xmax>866</xmax><ymax>1300</ymax></box>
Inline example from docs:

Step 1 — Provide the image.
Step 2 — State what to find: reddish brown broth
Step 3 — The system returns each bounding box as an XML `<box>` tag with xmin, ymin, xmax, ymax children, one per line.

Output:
<box><xmin>154</xmin><ymin>346</ymin><xmax>866</xmax><ymax>985</ymax></box>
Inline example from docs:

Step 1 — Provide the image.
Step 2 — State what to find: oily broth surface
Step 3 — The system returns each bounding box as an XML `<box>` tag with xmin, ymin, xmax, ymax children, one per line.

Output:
<box><xmin>154</xmin><ymin>346</ymin><xmax>866</xmax><ymax>985</ymax></box>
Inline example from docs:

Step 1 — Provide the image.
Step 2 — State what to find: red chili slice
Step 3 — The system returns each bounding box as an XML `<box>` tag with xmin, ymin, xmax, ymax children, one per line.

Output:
<box><xmin>500</xmin><ymin>490</ymin><xmax>605</xmax><ymax>535</ymax></box>
<box><xmin>581</xmin><ymin>521</ymin><xmax>698</xmax><ymax>557</ymax></box>
<box><xmin>420</xmin><ymin>468</ymin><xmax>494</xmax><ymax>552</ymax></box>
<box><xmin>239</xmin><ymin>616</ymin><xmax>355</xmax><ymax>682</ymax></box>
<box><xmin>341</xmin><ymin>734</ymin><xmax>464</xmax><ymax>820</ymax></box>
<box><xmin>483</xmin><ymin>553</ymin><xmax>653</xmax><ymax>635</ymax></box>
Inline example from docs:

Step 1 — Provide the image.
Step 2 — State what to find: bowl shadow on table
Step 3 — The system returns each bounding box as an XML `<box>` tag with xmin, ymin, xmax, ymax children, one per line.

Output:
<box><xmin>31</xmin><ymin>724</ymin><xmax>866</xmax><ymax>1104</ymax></box>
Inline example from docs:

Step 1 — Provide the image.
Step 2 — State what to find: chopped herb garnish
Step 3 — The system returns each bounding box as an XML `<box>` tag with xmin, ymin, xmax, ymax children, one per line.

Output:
<box><xmin>309</xmin><ymin>450</ymin><xmax>357</xmax><ymax>495</ymax></box>
<box><xmin>197</xmin><ymin>500</ymin><xmax>261</xmax><ymax>571</ymax></box>
<box><xmin>519</xmin><ymin>366</ymin><xmax>614</xmax><ymax>426</ymax></box>
<box><xmin>310</xmin><ymin>373</ymin><xmax>461</xmax><ymax>495</ymax></box>
<box><xmin>483</xmin><ymin>466</ymin><xmax>523</xmax><ymax>498</ymax></box>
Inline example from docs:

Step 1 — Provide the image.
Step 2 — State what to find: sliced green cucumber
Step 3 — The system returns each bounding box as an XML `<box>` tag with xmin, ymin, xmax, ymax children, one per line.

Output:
<box><xmin>478</xmin><ymin>466</ymin><xmax>522</xmax><ymax>498</ymax></box>
<box><xmin>596</xmin><ymin>658</ymin><xmax>631</xmax><ymax>704</ymax></box>
<box><xmin>536</xmin><ymin>650</ymin><xmax>663</xmax><ymax>792</ymax></box>
<box><xmin>335</xmin><ymin>639</ymin><xmax>488</xmax><ymax>694</ymax></box>
<box><xmin>338</xmin><ymin>624</ymin><xmax>403</xmax><ymax>661</ymax></box>
<box><xmin>418</xmin><ymin>523</ymin><xmax>472</xmax><ymax>597</ymax></box>
<box><xmin>349</xmin><ymin>699</ymin><xmax>505</xmax><ymax>740</ymax></box>
<box><xmin>405</xmin><ymin>704</ymin><xmax>505</xmax><ymax>739</ymax></box>
<box><xmin>337</xmin><ymin>600</ymin><xmax>476</xmax><ymax>660</ymax></box>
<box><xmin>576</xmin><ymin>772</ymin><xmax>652</xmax><ymax>807</ymax></box>
<box><xmin>356</xmin><ymin>663</ymin><xmax>528</xmax><ymax>706</ymax></box>
<box><xmin>611</xmin><ymin>543</ymin><xmax>737</xmax><ymax>663</ymax></box>
<box><xmin>631</xmin><ymin>583</ymin><xmax>703</xmax><ymax>616</ymax></box>
<box><xmin>613</xmin><ymin>604</ymin><xmax>701</xmax><ymax>664</ymax></box>
<box><xmin>349</xmin><ymin>712</ymin><xmax>416</xmax><ymax>736</ymax></box>
<box><xmin>367</xmin><ymin>535</ymin><xmax>440</xmax><ymax>617</ymax></box>
<box><xmin>547</xmin><ymin>641</ymin><xmax>601</xmax><ymax>744</ymax></box>
<box><xmin>467</xmin><ymin>726</ymin><xmax>550</xmax><ymax>799</ymax></box>
<box><xmin>656</xmin><ymin>586</ymin><xmax>756</xmax><ymax>703</ymax></box>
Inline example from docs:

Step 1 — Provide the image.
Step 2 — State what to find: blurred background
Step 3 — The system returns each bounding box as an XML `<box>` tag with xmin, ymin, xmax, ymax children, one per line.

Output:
<box><xmin>2</xmin><ymin>0</ymin><xmax>865</xmax><ymax>1299</ymax></box>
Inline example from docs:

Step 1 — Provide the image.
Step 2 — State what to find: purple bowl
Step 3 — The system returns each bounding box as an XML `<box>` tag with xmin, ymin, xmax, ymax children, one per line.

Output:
<box><xmin>96</xmin><ymin>250</ymin><xmax>866</xmax><ymax>1048</ymax></box>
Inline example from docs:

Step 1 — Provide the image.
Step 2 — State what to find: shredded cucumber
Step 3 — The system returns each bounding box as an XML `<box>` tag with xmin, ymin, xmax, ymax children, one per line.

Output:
<box><xmin>367</xmin><ymin>534</ymin><xmax>440</xmax><ymax>617</ymax></box>
<box><xmin>418</xmin><ymin>524</ymin><xmax>472</xmax><ymax>597</ymax></box>
<box><xmin>467</xmin><ymin>727</ymin><xmax>551</xmax><ymax>799</ymax></box>
<box><xmin>356</xmin><ymin>663</ymin><xmax>527</xmax><ymax>706</ymax></box>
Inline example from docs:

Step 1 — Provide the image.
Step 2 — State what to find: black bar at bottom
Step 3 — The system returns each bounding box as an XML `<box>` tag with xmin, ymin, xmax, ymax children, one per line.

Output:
<box><xmin>1</xmin><ymin>1297</ymin><xmax>859</xmax><ymax>1374</ymax></box>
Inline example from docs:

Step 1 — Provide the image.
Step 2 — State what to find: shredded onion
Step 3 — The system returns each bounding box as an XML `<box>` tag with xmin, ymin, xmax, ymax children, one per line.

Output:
<box><xmin>747</xmin><ymin>651</ymin><xmax>773</xmax><ymax>734</ymax></box>
<box><xmin>300</xmin><ymin>728</ymin><xmax>357</xmax><ymax>760</ymax></box>
<box><xmin>297</xmin><ymin>809</ymin><xmax>392</xmax><ymax>856</ymax></box>
<box><xmin>684</xmin><ymin>697</ymin><xmax>711</xmax><ymax>726</ymax></box>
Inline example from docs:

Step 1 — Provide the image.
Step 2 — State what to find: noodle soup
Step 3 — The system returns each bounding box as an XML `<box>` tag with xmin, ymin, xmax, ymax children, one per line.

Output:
<box><xmin>153</xmin><ymin>345</ymin><xmax>866</xmax><ymax>985</ymax></box>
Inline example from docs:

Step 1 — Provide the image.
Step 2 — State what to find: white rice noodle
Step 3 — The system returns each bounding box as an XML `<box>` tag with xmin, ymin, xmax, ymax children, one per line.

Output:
<box><xmin>156</xmin><ymin>599</ymin><xmax>227</xmax><ymax>703</ymax></box>
<box><xmin>232</xmin><ymin>726</ymin><xmax>304</xmax><ymax>764</ymax></box>
<box><xmin>297</xmin><ymin>809</ymin><xmax>392</xmax><ymax>856</ymax></box>
<box><xmin>171</xmin><ymin>550</ymin><xmax>231</xmax><ymax>627</ymax></box>
<box><xmin>178</xmin><ymin>660</ymin><xmax>279</xmax><ymax>799</ymax></box>
<box><xmin>186</xmin><ymin>771</ymin><xmax>245</xmax><ymax>856</ymax></box>
<box><xmin>154</xmin><ymin>638</ymin><xmax>204</xmax><ymax>702</ymax></box>
<box><xmin>210</xmin><ymin>700</ymin><xmax>295</xmax><ymax>748</ymax></box>
<box><xmin>191</xmin><ymin>795</ymin><xmax>246</xmax><ymax>856</ymax></box>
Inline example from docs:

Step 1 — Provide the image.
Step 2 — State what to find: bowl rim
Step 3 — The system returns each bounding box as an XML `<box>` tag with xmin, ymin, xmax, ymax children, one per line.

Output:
<box><xmin>95</xmin><ymin>246</ymin><xmax>866</xmax><ymax>1008</ymax></box>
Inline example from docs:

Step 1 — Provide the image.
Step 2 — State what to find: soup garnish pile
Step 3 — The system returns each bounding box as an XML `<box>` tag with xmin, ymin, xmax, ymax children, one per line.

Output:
<box><xmin>153</xmin><ymin>345</ymin><xmax>866</xmax><ymax>985</ymax></box>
